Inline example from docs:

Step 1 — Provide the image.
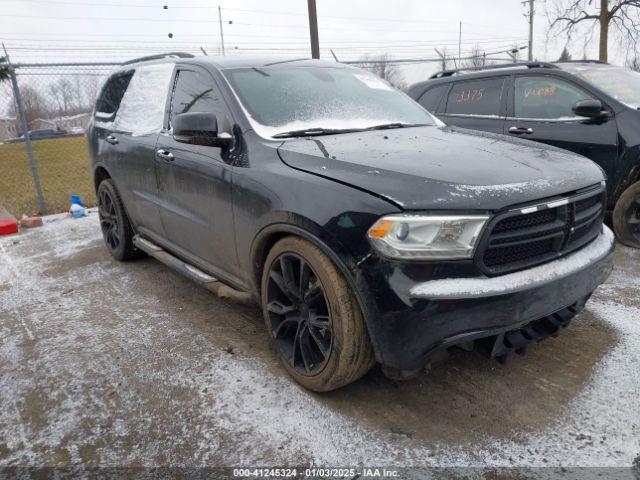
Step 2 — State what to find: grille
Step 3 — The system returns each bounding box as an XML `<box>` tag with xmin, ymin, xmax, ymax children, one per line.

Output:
<box><xmin>492</xmin><ymin>209</ymin><xmax>556</xmax><ymax>234</ymax></box>
<box><xmin>478</xmin><ymin>188</ymin><xmax>605</xmax><ymax>276</ymax></box>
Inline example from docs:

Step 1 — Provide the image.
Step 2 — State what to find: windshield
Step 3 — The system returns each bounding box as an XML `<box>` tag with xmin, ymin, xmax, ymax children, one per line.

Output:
<box><xmin>223</xmin><ymin>65</ymin><xmax>436</xmax><ymax>138</ymax></box>
<box><xmin>566</xmin><ymin>65</ymin><xmax>640</xmax><ymax>108</ymax></box>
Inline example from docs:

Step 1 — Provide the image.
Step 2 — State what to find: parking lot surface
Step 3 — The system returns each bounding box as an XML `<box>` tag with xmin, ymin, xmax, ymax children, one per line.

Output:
<box><xmin>1</xmin><ymin>213</ymin><xmax>638</xmax><ymax>468</ymax></box>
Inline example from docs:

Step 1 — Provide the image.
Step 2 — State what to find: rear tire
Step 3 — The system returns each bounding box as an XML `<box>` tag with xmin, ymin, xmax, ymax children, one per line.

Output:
<box><xmin>97</xmin><ymin>179</ymin><xmax>143</xmax><ymax>261</ymax></box>
<box><xmin>612</xmin><ymin>181</ymin><xmax>640</xmax><ymax>248</ymax></box>
<box><xmin>261</xmin><ymin>236</ymin><xmax>375</xmax><ymax>392</ymax></box>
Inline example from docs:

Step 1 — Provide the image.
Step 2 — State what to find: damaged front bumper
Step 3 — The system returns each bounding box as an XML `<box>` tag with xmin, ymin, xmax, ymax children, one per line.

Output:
<box><xmin>361</xmin><ymin>226</ymin><xmax>615</xmax><ymax>374</ymax></box>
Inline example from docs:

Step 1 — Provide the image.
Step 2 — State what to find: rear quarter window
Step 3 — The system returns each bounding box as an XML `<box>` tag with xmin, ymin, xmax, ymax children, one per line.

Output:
<box><xmin>417</xmin><ymin>84</ymin><xmax>448</xmax><ymax>113</ymax></box>
<box><xmin>445</xmin><ymin>78</ymin><xmax>505</xmax><ymax>116</ymax></box>
<box><xmin>95</xmin><ymin>70</ymin><xmax>134</xmax><ymax>122</ymax></box>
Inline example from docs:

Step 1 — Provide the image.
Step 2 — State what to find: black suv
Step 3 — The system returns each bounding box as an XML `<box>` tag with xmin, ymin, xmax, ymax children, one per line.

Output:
<box><xmin>89</xmin><ymin>54</ymin><xmax>614</xmax><ymax>391</ymax></box>
<box><xmin>408</xmin><ymin>61</ymin><xmax>640</xmax><ymax>247</ymax></box>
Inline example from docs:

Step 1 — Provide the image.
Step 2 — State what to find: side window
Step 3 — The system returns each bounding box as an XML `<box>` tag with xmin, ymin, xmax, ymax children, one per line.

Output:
<box><xmin>445</xmin><ymin>78</ymin><xmax>505</xmax><ymax>116</ymax></box>
<box><xmin>514</xmin><ymin>76</ymin><xmax>594</xmax><ymax>119</ymax></box>
<box><xmin>113</xmin><ymin>63</ymin><xmax>174</xmax><ymax>135</ymax></box>
<box><xmin>418</xmin><ymin>84</ymin><xmax>448</xmax><ymax>113</ymax></box>
<box><xmin>95</xmin><ymin>70</ymin><xmax>134</xmax><ymax>122</ymax></box>
<box><xmin>169</xmin><ymin>68</ymin><xmax>227</xmax><ymax>129</ymax></box>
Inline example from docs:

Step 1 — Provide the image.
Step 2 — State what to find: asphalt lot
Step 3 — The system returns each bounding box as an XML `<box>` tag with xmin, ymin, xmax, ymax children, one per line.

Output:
<box><xmin>1</xmin><ymin>212</ymin><xmax>639</xmax><ymax>469</ymax></box>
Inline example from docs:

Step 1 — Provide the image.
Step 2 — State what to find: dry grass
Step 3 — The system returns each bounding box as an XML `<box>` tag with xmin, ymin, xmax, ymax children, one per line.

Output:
<box><xmin>0</xmin><ymin>136</ymin><xmax>96</xmax><ymax>217</ymax></box>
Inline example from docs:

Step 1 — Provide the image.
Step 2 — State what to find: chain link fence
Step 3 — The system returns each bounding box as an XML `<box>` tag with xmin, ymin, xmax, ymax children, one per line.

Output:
<box><xmin>0</xmin><ymin>62</ymin><xmax>119</xmax><ymax>217</ymax></box>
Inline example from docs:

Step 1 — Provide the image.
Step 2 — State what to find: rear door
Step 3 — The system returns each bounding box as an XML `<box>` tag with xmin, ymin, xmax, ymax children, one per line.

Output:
<box><xmin>507</xmin><ymin>74</ymin><xmax>618</xmax><ymax>187</ymax></box>
<box><xmin>154</xmin><ymin>64</ymin><xmax>237</xmax><ymax>274</ymax></box>
<box><xmin>438</xmin><ymin>76</ymin><xmax>507</xmax><ymax>134</ymax></box>
<box><xmin>93</xmin><ymin>64</ymin><xmax>173</xmax><ymax>236</ymax></box>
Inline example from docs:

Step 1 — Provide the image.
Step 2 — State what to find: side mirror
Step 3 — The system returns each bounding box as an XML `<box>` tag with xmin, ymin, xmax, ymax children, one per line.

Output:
<box><xmin>572</xmin><ymin>99</ymin><xmax>608</xmax><ymax>119</ymax></box>
<box><xmin>172</xmin><ymin>112</ymin><xmax>233</xmax><ymax>148</ymax></box>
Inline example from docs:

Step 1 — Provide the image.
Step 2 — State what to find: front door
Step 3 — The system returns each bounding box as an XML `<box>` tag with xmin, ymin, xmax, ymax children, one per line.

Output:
<box><xmin>508</xmin><ymin>75</ymin><xmax>618</xmax><ymax>196</ymax></box>
<box><xmin>155</xmin><ymin>65</ymin><xmax>238</xmax><ymax>276</ymax></box>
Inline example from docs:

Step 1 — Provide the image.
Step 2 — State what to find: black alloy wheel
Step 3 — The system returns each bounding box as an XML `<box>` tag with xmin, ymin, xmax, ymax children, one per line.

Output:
<box><xmin>624</xmin><ymin>197</ymin><xmax>640</xmax><ymax>242</ymax></box>
<box><xmin>99</xmin><ymin>188</ymin><xmax>120</xmax><ymax>252</ymax></box>
<box><xmin>613</xmin><ymin>181</ymin><xmax>640</xmax><ymax>248</ymax></box>
<box><xmin>265</xmin><ymin>252</ymin><xmax>332</xmax><ymax>376</ymax></box>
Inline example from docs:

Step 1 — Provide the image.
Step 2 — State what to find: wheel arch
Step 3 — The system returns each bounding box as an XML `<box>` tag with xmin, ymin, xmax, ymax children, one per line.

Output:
<box><xmin>93</xmin><ymin>164</ymin><xmax>139</xmax><ymax>236</ymax></box>
<box><xmin>93</xmin><ymin>164</ymin><xmax>112</xmax><ymax>193</ymax></box>
<box><xmin>251</xmin><ymin>222</ymin><xmax>356</xmax><ymax>296</ymax></box>
<box><xmin>250</xmin><ymin>222</ymin><xmax>381</xmax><ymax>355</ymax></box>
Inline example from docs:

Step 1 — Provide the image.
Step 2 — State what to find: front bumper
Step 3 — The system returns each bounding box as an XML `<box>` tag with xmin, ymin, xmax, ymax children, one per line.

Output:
<box><xmin>361</xmin><ymin>226</ymin><xmax>615</xmax><ymax>371</ymax></box>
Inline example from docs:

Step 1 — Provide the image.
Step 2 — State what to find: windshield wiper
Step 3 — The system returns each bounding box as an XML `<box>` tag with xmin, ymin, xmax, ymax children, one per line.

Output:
<box><xmin>272</xmin><ymin>127</ymin><xmax>361</xmax><ymax>138</ymax></box>
<box><xmin>272</xmin><ymin>123</ymin><xmax>430</xmax><ymax>138</ymax></box>
<box><xmin>364</xmin><ymin>122</ymin><xmax>430</xmax><ymax>131</ymax></box>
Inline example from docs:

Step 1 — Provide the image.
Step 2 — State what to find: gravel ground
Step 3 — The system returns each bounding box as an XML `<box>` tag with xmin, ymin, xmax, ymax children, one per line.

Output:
<box><xmin>0</xmin><ymin>212</ymin><xmax>639</xmax><ymax>471</ymax></box>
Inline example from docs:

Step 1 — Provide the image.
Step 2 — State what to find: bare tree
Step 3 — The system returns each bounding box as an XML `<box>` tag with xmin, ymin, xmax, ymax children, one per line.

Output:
<box><xmin>461</xmin><ymin>45</ymin><xmax>495</xmax><ymax>69</ymax></box>
<box><xmin>627</xmin><ymin>55</ymin><xmax>640</xmax><ymax>70</ymax></box>
<box><xmin>0</xmin><ymin>57</ymin><xmax>10</xmax><ymax>83</ymax></box>
<box><xmin>548</xmin><ymin>0</ymin><xmax>640</xmax><ymax>62</ymax></box>
<box><xmin>9</xmin><ymin>84</ymin><xmax>47</xmax><ymax>127</ymax></box>
<box><xmin>558</xmin><ymin>46</ymin><xmax>573</xmax><ymax>61</ymax></box>
<box><xmin>354</xmin><ymin>54</ymin><xmax>407</xmax><ymax>90</ymax></box>
<box><xmin>49</xmin><ymin>78</ymin><xmax>75</xmax><ymax>116</ymax></box>
<box><xmin>83</xmin><ymin>75</ymin><xmax>102</xmax><ymax>108</ymax></box>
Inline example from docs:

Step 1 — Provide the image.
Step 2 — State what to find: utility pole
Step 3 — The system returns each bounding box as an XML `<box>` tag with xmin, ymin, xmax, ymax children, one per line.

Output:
<box><xmin>434</xmin><ymin>48</ymin><xmax>447</xmax><ymax>71</ymax></box>
<box><xmin>307</xmin><ymin>0</ymin><xmax>320</xmax><ymax>59</ymax></box>
<box><xmin>523</xmin><ymin>0</ymin><xmax>534</xmax><ymax>61</ymax></box>
<box><xmin>218</xmin><ymin>5</ymin><xmax>225</xmax><ymax>55</ymax></box>
<box><xmin>458</xmin><ymin>22</ymin><xmax>462</xmax><ymax>66</ymax></box>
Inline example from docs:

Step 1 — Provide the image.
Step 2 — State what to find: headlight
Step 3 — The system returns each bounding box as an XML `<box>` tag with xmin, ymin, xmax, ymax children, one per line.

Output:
<box><xmin>367</xmin><ymin>214</ymin><xmax>489</xmax><ymax>260</ymax></box>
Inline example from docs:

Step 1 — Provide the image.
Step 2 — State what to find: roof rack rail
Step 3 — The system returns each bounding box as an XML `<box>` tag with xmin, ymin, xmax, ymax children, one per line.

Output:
<box><xmin>264</xmin><ymin>57</ymin><xmax>310</xmax><ymax>66</ymax></box>
<box><xmin>554</xmin><ymin>59</ymin><xmax>608</xmax><ymax>64</ymax></box>
<box><xmin>429</xmin><ymin>61</ymin><xmax>558</xmax><ymax>79</ymax></box>
<box><xmin>121</xmin><ymin>52</ymin><xmax>195</xmax><ymax>66</ymax></box>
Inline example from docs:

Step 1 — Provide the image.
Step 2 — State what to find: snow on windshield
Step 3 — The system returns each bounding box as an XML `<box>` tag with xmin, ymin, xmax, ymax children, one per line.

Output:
<box><xmin>223</xmin><ymin>65</ymin><xmax>436</xmax><ymax>138</ymax></box>
<box><xmin>570</xmin><ymin>65</ymin><xmax>640</xmax><ymax>108</ymax></box>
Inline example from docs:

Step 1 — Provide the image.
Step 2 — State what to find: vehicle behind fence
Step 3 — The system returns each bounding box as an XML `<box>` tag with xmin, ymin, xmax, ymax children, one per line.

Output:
<box><xmin>0</xmin><ymin>62</ymin><xmax>118</xmax><ymax>217</ymax></box>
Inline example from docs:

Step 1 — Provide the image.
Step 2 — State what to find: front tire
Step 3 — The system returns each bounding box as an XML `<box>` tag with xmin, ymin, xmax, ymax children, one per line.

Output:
<box><xmin>613</xmin><ymin>181</ymin><xmax>640</xmax><ymax>248</ymax></box>
<box><xmin>97</xmin><ymin>179</ymin><xmax>142</xmax><ymax>261</ymax></box>
<box><xmin>261</xmin><ymin>236</ymin><xmax>375</xmax><ymax>392</ymax></box>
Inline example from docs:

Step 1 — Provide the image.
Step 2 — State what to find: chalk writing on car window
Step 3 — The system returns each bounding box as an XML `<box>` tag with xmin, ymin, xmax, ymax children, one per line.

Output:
<box><xmin>456</xmin><ymin>89</ymin><xmax>485</xmax><ymax>103</ymax></box>
<box><xmin>523</xmin><ymin>86</ymin><xmax>557</xmax><ymax>98</ymax></box>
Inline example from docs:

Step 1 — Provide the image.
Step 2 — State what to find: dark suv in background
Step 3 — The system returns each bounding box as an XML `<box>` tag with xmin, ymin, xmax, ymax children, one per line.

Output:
<box><xmin>89</xmin><ymin>54</ymin><xmax>614</xmax><ymax>391</ymax></box>
<box><xmin>408</xmin><ymin>61</ymin><xmax>640</xmax><ymax>247</ymax></box>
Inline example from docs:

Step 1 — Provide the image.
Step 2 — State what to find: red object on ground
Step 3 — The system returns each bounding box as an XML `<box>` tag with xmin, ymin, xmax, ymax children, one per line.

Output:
<box><xmin>0</xmin><ymin>207</ymin><xmax>19</xmax><ymax>235</ymax></box>
<box><xmin>20</xmin><ymin>215</ymin><xmax>43</xmax><ymax>229</ymax></box>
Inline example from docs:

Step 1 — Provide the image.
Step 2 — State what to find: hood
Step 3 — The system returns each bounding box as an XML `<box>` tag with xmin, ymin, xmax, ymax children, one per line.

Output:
<box><xmin>276</xmin><ymin>125</ymin><xmax>605</xmax><ymax>211</ymax></box>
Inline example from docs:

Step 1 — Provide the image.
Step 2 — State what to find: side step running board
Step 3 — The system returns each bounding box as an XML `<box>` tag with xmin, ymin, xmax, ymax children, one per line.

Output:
<box><xmin>133</xmin><ymin>235</ymin><xmax>253</xmax><ymax>304</ymax></box>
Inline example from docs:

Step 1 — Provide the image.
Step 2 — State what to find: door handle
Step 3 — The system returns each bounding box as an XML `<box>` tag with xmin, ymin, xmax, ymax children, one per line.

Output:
<box><xmin>508</xmin><ymin>126</ymin><xmax>534</xmax><ymax>135</ymax></box>
<box><xmin>105</xmin><ymin>134</ymin><xmax>118</xmax><ymax>145</ymax></box>
<box><xmin>156</xmin><ymin>148</ymin><xmax>174</xmax><ymax>161</ymax></box>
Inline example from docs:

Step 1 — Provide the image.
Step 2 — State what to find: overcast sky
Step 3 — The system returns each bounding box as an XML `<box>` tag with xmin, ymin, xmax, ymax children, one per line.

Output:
<box><xmin>0</xmin><ymin>0</ymin><xmax>627</xmax><ymax>85</ymax></box>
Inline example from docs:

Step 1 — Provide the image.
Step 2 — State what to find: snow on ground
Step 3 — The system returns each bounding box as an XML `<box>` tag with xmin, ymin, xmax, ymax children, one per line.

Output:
<box><xmin>0</xmin><ymin>213</ymin><xmax>638</xmax><ymax>469</ymax></box>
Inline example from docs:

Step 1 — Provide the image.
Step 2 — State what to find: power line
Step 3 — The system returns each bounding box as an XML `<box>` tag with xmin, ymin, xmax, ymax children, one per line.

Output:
<box><xmin>220</xmin><ymin>7</ymin><xmax>525</xmax><ymax>31</ymax></box>
<box><xmin>0</xmin><ymin>13</ymin><xmax>218</xmax><ymax>22</ymax></box>
<box><xmin>0</xmin><ymin>13</ymin><xmax>512</xmax><ymax>34</ymax></box>
<box><xmin>1</xmin><ymin>35</ymin><xmax>527</xmax><ymax>44</ymax></box>
<box><xmin>3</xmin><ymin>40</ymin><xmax>527</xmax><ymax>50</ymax></box>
